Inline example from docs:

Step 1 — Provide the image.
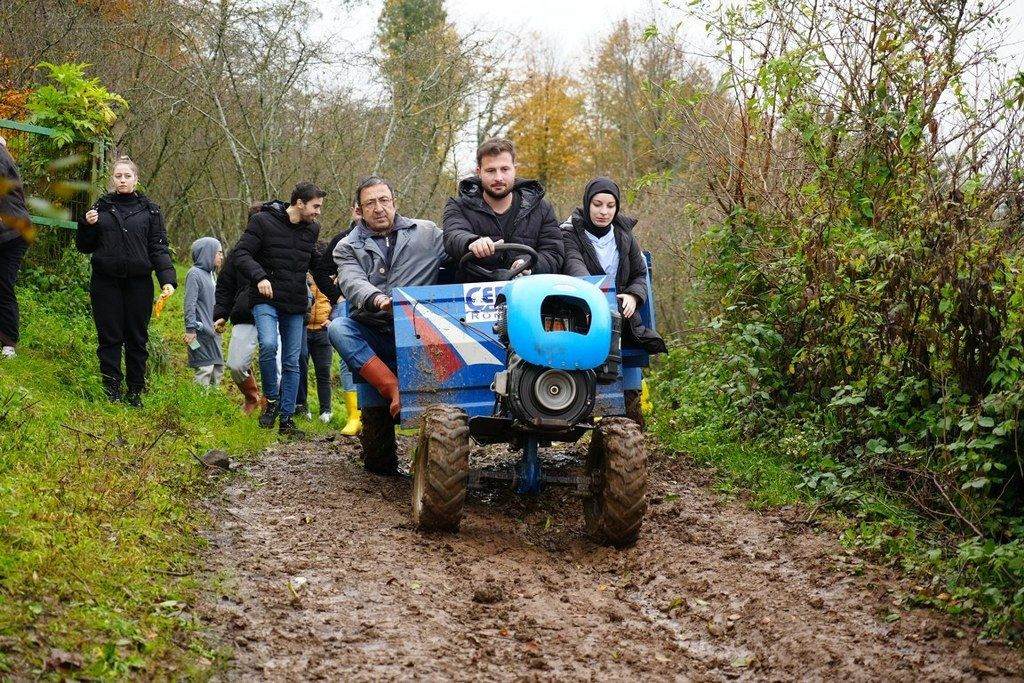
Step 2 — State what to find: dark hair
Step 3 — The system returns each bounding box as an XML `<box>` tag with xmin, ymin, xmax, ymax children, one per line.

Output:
<box><xmin>476</xmin><ymin>137</ymin><xmax>516</xmax><ymax>167</ymax></box>
<box><xmin>353</xmin><ymin>176</ymin><xmax>396</xmax><ymax>206</ymax></box>
<box><xmin>291</xmin><ymin>181</ymin><xmax>326</xmax><ymax>205</ymax></box>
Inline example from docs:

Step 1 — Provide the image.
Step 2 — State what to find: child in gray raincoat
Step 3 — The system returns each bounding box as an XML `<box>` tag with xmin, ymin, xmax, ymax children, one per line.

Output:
<box><xmin>184</xmin><ymin>237</ymin><xmax>225</xmax><ymax>385</ymax></box>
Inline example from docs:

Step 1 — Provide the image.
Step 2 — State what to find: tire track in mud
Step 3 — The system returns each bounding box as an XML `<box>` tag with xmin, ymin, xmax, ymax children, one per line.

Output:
<box><xmin>199</xmin><ymin>434</ymin><xmax>1023</xmax><ymax>681</ymax></box>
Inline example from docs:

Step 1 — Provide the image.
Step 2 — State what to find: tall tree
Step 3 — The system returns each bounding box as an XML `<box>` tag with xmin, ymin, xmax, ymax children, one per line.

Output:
<box><xmin>505</xmin><ymin>63</ymin><xmax>589</xmax><ymax>209</ymax></box>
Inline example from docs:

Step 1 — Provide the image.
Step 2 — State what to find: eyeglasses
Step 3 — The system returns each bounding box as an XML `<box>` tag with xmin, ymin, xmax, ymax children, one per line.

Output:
<box><xmin>360</xmin><ymin>197</ymin><xmax>393</xmax><ymax>209</ymax></box>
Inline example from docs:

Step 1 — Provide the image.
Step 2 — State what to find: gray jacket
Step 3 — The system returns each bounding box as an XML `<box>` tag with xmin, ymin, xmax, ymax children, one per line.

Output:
<box><xmin>184</xmin><ymin>237</ymin><xmax>224</xmax><ymax>368</ymax></box>
<box><xmin>334</xmin><ymin>214</ymin><xmax>446</xmax><ymax>330</ymax></box>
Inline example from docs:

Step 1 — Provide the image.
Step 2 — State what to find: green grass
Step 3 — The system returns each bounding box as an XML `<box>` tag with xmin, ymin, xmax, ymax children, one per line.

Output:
<box><xmin>0</xmin><ymin>265</ymin><xmax>346</xmax><ymax>679</ymax></box>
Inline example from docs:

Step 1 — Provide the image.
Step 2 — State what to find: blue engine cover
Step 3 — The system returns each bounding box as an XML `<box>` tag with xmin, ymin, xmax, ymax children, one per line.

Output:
<box><xmin>501</xmin><ymin>274</ymin><xmax>612</xmax><ymax>371</ymax></box>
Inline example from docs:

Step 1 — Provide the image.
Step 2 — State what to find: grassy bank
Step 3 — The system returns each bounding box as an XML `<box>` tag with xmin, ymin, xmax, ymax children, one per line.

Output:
<box><xmin>0</xmin><ymin>264</ymin><xmax>343</xmax><ymax>678</ymax></box>
<box><xmin>649</xmin><ymin>344</ymin><xmax>1024</xmax><ymax>642</ymax></box>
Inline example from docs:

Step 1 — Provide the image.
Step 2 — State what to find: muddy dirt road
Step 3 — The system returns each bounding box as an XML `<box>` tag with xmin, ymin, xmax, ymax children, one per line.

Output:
<box><xmin>199</xmin><ymin>434</ymin><xmax>1023</xmax><ymax>681</ymax></box>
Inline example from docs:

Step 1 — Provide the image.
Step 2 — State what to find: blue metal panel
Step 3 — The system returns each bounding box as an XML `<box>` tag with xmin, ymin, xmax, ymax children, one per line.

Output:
<box><xmin>502</xmin><ymin>274</ymin><xmax>612</xmax><ymax>371</ymax></box>
<box><xmin>372</xmin><ymin>274</ymin><xmax>635</xmax><ymax>426</ymax></box>
<box><xmin>391</xmin><ymin>281</ymin><xmax>508</xmax><ymax>426</ymax></box>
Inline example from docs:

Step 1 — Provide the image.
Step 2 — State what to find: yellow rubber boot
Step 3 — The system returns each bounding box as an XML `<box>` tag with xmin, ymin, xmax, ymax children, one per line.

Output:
<box><xmin>340</xmin><ymin>391</ymin><xmax>362</xmax><ymax>436</ymax></box>
<box><xmin>641</xmin><ymin>379</ymin><xmax>653</xmax><ymax>415</ymax></box>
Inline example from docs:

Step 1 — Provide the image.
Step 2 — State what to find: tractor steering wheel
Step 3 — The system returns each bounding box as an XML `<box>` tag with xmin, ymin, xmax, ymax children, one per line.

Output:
<box><xmin>458</xmin><ymin>243</ymin><xmax>539</xmax><ymax>282</ymax></box>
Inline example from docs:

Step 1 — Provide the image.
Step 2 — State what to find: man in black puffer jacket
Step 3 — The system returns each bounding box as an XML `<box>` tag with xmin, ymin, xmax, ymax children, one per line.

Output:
<box><xmin>442</xmin><ymin>137</ymin><xmax>563</xmax><ymax>282</ymax></box>
<box><xmin>231</xmin><ymin>182</ymin><xmax>325</xmax><ymax>436</ymax></box>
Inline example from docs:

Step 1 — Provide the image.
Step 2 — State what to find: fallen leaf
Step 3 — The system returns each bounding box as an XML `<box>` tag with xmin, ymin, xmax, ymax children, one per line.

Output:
<box><xmin>730</xmin><ymin>655</ymin><xmax>752</xmax><ymax>668</ymax></box>
<box><xmin>663</xmin><ymin>597</ymin><xmax>685</xmax><ymax>612</ymax></box>
<box><xmin>45</xmin><ymin>648</ymin><xmax>83</xmax><ymax>671</ymax></box>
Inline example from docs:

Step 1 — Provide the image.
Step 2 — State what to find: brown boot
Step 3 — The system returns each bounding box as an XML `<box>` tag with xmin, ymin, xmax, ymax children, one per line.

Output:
<box><xmin>358</xmin><ymin>356</ymin><xmax>401</xmax><ymax>418</ymax></box>
<box><xmin>238</xmin><ymin>375</ymin><xmax>262</xmax><ymax>415</ymax></box>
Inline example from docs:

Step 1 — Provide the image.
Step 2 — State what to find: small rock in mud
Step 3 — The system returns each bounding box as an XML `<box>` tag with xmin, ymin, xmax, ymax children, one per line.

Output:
<box><xmin>529</xmin><ymin>656</ymin><xmax>550</xmax><ymax>671</ymax></box>
<box><xmin>808</xmin><ymin>595</ymin><xmax>824</xmax><ymax>609</ymax></box>
<box><xmin>200</xmin><ymin>449</ymin><xmax>231</xmax><ymax>470</ymax></box>
<box><xmin>472</xmin><ymin>584</ymin><xmax>504</xmax><ymax>604</ymax></box>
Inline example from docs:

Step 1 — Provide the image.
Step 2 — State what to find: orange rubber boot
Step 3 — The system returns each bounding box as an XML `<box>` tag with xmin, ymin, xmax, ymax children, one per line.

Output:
<box><xmin>358</xmin><ymin>356</ymin><xmax>401</xmax><ymax>418</ymax></box>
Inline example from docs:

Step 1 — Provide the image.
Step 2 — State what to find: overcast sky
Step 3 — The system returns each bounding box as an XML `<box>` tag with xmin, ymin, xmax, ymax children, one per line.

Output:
<box><xmin>316</xmin><ymin>0</ymin><xmax>691</xmax><ymax>67</ymax></box>
<box><xmin>317</xmin><ymin>0</ymin><xmax>1024</xmax><ymax>70</ymax></box>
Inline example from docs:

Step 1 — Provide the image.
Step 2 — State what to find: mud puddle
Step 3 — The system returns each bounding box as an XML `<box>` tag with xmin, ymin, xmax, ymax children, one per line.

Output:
<box><xmin>198</xmin><ymin>434</ymin><xmax>1023</xmax><ymax>681</ymax></box>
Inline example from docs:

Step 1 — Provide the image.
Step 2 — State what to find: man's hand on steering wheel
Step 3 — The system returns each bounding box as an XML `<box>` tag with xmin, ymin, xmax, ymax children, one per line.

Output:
<box><xmin>468</xmin><ymin>237</ymin><xmax>503</xmax><ymax>258</ymax></box>
<box><xmin>458</xmin><ymin>242</ymin><xmax>538</xmax><ymax>282</ymax></box>
<box><xmin>510</xmin><ymin>259</ymin><xmax>532</xmax><ymax>277</ymax></box>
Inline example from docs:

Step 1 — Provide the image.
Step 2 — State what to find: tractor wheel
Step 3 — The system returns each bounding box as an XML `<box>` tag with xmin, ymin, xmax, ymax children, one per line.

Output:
<box><xmin>624</xmin><ymin>389</ymin><xmax>645</xmax><ymax>432</ymax></box>
<box><xmin>411</xmin><ymin>404</ymin><xmax>470</xmax><ymax>531</ymax></box>
<box><xmin>359</xmin><ymin>407</ymin><xmax>398</xmax><ymax>475</ymax></box>
<box><xmin>585</xmin><ymin>417</ymin><xmax>647</xmax><ymax>547</ymax></box>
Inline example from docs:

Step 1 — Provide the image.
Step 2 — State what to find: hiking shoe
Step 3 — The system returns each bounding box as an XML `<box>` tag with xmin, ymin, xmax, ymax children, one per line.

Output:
<box><xmin>279</xmin><ymin>418</ymin><xmax>305</xmax><ymax>439</ymax></box>
<box><xmin>103</xmin><ymin>382</ymin><xmax>122</xmax><ymax>403</ymax></box>
<box><xmin>124</xmin><ymin>392</ymin><xmax>143</xmax><ymax>408</ymax></box>
<box><xmin>258</xmin><ymin>399</ymin><xmax>280</xmax><ymax>429</ymax></box>
<box><xmin>1</xmin><ymin>346</ymin><xmax>15</xmax><ymax>359</ymax></box>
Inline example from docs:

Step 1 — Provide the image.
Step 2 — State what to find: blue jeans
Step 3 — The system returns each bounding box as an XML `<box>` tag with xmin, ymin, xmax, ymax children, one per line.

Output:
<box><xmin>253</xmin><ymin>303</ymin><xmax>305</xmax><ymax>419</ymax></box>
<box><xmin>327</xmin><ymin>317</ymin><xmax>396</xmax><ymax>375</ymax></box>
<box><xmin>329</xmin><ymin>304</ymin><xmax>362</xmax><ymax>391</ymax></box>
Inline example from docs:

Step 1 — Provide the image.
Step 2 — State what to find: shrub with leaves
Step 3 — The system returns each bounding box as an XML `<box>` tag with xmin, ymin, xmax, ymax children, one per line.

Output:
<box><xmin>650</xmin><ymin>0</ymin><xmax>1024</xmax><ymax>637</ymax></box>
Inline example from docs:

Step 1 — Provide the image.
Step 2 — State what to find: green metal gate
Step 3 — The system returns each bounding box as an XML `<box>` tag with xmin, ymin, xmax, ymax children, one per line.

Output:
<box><xmin>0</xmin><ymin>118</ymin><xmax>106</xmax><ymax>230</ymax></box>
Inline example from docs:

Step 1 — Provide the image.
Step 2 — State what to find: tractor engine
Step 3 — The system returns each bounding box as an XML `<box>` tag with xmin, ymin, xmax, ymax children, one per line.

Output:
<box><xmin>497</xmin><ymin>352</ymin><xmax>596</xmax><ymax>428</ymax></box>
<box><xmin>491</xmin><ymin>274</ymin><xmax>617</xmax><ymax>431</ymax></box>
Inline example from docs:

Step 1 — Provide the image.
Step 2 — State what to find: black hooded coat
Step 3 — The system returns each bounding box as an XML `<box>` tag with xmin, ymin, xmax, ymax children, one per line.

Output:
<box><xmin>562</xmin><ymin>178</ymin><xmax>666</xmax><ymax>354</ymax></box>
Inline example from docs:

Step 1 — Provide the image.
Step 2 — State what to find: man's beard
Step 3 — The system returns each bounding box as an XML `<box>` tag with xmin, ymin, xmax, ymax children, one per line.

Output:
<box><xmin>483</xmin><ymin>183</ymin><xmax>512</xmax><ymax>200</ymax></box>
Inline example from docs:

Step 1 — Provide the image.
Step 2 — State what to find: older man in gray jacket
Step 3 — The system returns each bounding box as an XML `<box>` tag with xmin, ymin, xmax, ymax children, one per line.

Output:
<box><xmin>328</xmin><ymin>176</ymin><xmax>446</xmax><ymax>422</ymax></box>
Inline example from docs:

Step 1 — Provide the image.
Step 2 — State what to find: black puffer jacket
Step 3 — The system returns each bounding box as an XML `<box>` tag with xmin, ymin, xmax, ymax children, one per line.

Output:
<box><xmin>442</xmin><ymin>177</ymin><xmax>563</xmax><ymax>280</ymax></box>
<box><xmin>311</xmin><ymin>223</ymin><xmax>354</xmax><ymax>303</ymax></box>
<box><xmin>75</xmin><ymin>192</ymin><xmax>176</xmax><ymax>286</ymax></box>
<box><xmin>562</xmin><ymin>210</ymin><xmax>667</xmax><ymax>354</ymax></box>
<box><xmin>213</xmin><ymin>249</ymin><xmax>254</xmax><ymax>326</ymax></box>
<box><xmin>231</xmin><ymin>200</ymin><xmax>320</xmax><ymax>314</ymax></box>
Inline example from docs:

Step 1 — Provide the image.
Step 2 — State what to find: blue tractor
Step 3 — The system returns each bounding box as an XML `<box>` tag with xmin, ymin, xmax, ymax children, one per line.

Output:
<box><xmin>355</xmin><ymin>244</ymin><xmax>651</xmax><ymax>546</ymax></box>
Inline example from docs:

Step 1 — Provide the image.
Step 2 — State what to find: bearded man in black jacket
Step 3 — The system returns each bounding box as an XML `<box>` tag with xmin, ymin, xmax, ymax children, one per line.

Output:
<box><xmin>232</xmin><ymin>181</ymin><xmax>325</xmax><ymax>437</ymax></box>
<box><xmin>442</xmin><ymin>138</ymin><xmax>563</xmax><ymax>282</ymax></box>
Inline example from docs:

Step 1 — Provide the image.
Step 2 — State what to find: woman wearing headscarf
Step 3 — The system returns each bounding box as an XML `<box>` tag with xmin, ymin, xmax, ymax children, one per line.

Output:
<box><xmin>76</xmin><ymin>157</ymin><xmax>176</xmax><ymax>407</ymax></box>
<box><xmin>561</xmin><ymin>177</ymin><xmax>666</xmax><ymax>425</ymax></box>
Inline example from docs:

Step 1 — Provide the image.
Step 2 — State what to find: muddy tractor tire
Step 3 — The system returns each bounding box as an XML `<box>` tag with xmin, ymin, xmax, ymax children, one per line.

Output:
<box><xmin>411</xmin><ymin>404</ymin><xmax>470</xmax><ymax>532</ymax></box>
<box><xmin>359</xmin><ymin>407</ymin><xmax>398</xmax><ymax>475</ymax></box>
<box><xmin>585</xmin><ymin>417</ymin><xmax>647</xmax><ymax>547</ymax></box>
<box><xmin>624</xmin><ymin>389</ymin><xmax>645</xmax><ymax>432</ymax></box>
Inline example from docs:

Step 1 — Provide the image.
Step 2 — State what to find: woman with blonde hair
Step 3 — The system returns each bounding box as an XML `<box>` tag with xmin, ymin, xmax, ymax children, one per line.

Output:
<box><xmin>76</xmin><ymin>157</ymin><xmax>176</xmax><ymax>406</ymax></box>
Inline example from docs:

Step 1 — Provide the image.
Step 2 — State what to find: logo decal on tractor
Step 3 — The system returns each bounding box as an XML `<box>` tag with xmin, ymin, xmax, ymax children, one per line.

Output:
<box><xmin>464</xmin><ymin>284</ymin><xmax>502</xmax><ymax>323</ymax></box>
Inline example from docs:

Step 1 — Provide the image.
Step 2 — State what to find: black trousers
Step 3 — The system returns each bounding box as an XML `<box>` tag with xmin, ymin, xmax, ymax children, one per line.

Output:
<box><xmin>297</xmin><ymin>327</ymin><xmax>334</xmax><ymax>413</ymax></box>
<box><xmin>0</xmin><ymin>236</ymin><xmax>28</xmax><ymax>347</ymax></box>
<box><xmin>90</xmin><ymin>272</ymin><xmax>154</xmax><ymax>392</ymax></box>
